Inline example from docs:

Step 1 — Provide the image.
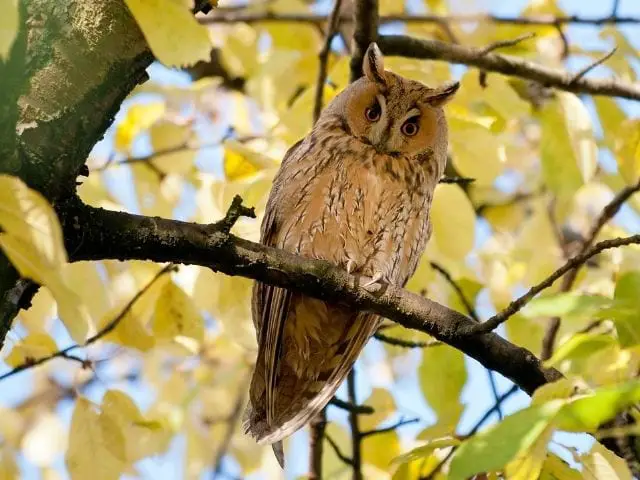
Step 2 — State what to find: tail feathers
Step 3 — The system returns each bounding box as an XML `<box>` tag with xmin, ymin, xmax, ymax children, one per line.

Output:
<box><xmin>272</xmin><ymin>441</ymin><xmax>285</xmax><ymax>468</ymax></box>
<box><xmin>243</xmin><ymin>404</ymin><xmax>286</xmax><ymax>468</ymax></box>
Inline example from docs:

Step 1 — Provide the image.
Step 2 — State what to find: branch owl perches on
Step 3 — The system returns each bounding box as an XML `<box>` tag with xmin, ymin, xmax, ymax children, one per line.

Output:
<box><xmin>243</xmin><ymin>42</ymin><xmax>459</xmax><ymax>467</ymax></box>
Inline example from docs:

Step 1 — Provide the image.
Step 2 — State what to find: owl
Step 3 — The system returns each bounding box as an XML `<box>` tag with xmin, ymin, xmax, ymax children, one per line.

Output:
<box><xmin>243</xmin><ymin>43</ymin><xmax>458</xmax><ymax>466</ymax></box>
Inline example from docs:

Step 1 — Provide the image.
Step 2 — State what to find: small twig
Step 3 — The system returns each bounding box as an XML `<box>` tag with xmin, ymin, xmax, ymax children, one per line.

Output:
<box><xmin>309</xmin><ymin>409</ymin><xmax>327</xmax><ymax>479</ymax></box>
<box><xmin>329</xmin><ymin>397</ymin><xmax>374</xmax><ymax>414</ymax></box>
<box><xmin>0</xmin><ymin>265</ymin><xmax>174</xmax><ymax>383</ymax></box>
<box><xmin>374</xmin><ymin>331</ymin><xmax>441</xmax><ymax>348</ymax></box>
<box><xmin>347</xmin><ymin>370</ymin><xmax>363</xmax><ymax>480</ymax></box>
<box><xmin>360</xmin><ymin>417</ymin><xmax>419</xmax><ymax>438</ymax></box>
<box><xmin>542</xmin><ymin>180</ymin><xmax>640</xmax><ymax>359</ymax></box>
<box><xmin>430</xmin><ymin>262</ymin><xmax>479</xmax><ymax>322</ymax></box>
<box><xmin>569</xmin><ymin>47</ymin><xmax>617</xmax><ymax>84</ymax></box>
<box><xmin>439</xmin><ymin>176</ymin><xmax>475</xmax><ymax>185</ymax></box>
<box><xmin>215</xmin><ymin>195</ymin><xmax>256</xmax><ymax>234</ymax></box>
<box><xmin>554</xmin><ymin>22</ymin><xmax>570</xmax><ymax>59</ymax></box>
<box><xmin>325</xmin><ymin>433</ymin><xmax>354</xmax><ymax>466</ymax></box>
<box><xmin>313</xmin><ymin>0</ymin><xmax>344</xmax><ymax>123</ymax></box>
<box><xmin>463</xmin><ymin>234</ymin><xmax>640</xmax><ymax>335</ymax></box>
<box><xmin>477</xmin><ymin>32</ymin><xmax>536</xmax><ymax>56</ymax></box>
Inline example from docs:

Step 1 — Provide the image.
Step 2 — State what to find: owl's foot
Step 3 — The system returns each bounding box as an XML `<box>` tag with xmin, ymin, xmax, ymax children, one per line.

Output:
<box><xmin>346</xmin><ymin>259</ymin><xmax>356</xmax><ymax>274</ymax></box>
<box><xmin>361</xmin><ymin>271</ymin><xmax>384</xmax><ymax>293</ymax></box>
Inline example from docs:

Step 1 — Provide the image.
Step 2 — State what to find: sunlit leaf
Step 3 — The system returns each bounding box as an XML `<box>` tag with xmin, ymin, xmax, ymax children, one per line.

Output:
<box><xmin>152</xmin><ymin>281</ymin><xmax>204</xmax><ymax>346</ymax></box>
<box><xmin>66</xmin><ymin>398</ymin><xmax>126</xmax><ymax>480</ymax></box>
<box><xmin>124</xmin><ymin>0</ymin><xmax>212</xmax><ymax>67</ymax></box>
<box><xmin>430</xmin><ymin>184</ymin><xmax>476</xmax><ymax>260</ymax></box>
<box><xmin>360</xmin><ymin>388</ymin><xmax>397</xmax><ymax>432</ymax></box>
<box><xmin>223</xmin><ymin>140</ymin><xmax>277</xmax><ymax>181</ymax></box>
<box><xmin>613</xmin><ymin>119</ymin><xmax>640</xmax><ymax>183</ymax></box>
<box><xmin>4</xmin><ymin>332</ymin><xmax>58</xmax><ymax>367</ymax></box>
<box><xmin>363</xmin><ymin>430</ymin><xmax>401</xmax><ymax>471</ymax></box>
<box><xmin>0</xmin><ymin>0</ymin><xmax>18</xmax><ymax>60</ymax></box>
<box><xmin>580</xmin><ymin>441</ymin><xmax>633</xmax><ymax>480</ymax></box>
<box><xmin>544</xmin><ymin>333</ymin><xmax>615</xmax><ymax>368</ymax></box>
<box><xmin>391</xmin><ymin>437</ymin><xmax>460</xmax><ymax>466</ymax></box>
<box><xmin>522</xmin><ymin>293</ymin><xmax>611</xmax><ymax>320</ymax></box>
<box><xmin>540</xmin><ymin>454</ymin><xmax>582</xmax><ymax>480</ymax></box>
<box><xmin>114</xmin><ymin>102</ymin><xmax>165</xmax><ymax>152</ymax></box>
<box><xmin>504</xmin><ymin>426</ymin><xmax>553</xmax><ymax>480</ymax></box>
<box><xmin>149</xmin><ymin>121</ymin><xmax>196</xmax><ymax>174</ymax></box>
<box><xmin>449</xmin><ymin>400</ymin><xmax>564</xmax><ymax>480</ymax></box>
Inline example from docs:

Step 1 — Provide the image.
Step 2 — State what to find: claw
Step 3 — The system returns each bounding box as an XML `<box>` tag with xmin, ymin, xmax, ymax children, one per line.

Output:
<box><xmin>361</xmin><ymin>271</ymin><xmax>383</xmax><ymax>290</ymax></box>
<box><xmin>346</xmin><ymin>259</ymin><xmax>356</xmax><ymax>274</ymax></box>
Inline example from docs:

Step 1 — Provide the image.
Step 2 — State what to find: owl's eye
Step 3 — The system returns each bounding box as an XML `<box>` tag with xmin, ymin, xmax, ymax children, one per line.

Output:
<box><xmin>365</xmin><ymin>103</ymin><xmax>381</xmax><ymax>122</ymax></box>
<box><xmin>401</xmin><ymin>119</ymin><xmax>419</xmax><ymax>136</ymax></box>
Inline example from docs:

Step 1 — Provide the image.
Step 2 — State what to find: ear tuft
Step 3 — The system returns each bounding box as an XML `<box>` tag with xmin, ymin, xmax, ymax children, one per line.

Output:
<box><xmin>425</xmin><ymin>81</ymin><xmax>460</xmax><ymax>107</ymax></box>
<box><xmin>363</xmin><ymin>43</ymin><xmax>386</xmax><ymax>86</ymax></box>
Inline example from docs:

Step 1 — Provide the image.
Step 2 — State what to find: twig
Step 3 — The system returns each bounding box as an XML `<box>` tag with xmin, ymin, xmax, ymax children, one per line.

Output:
<box><xmin>378</xmin><ymin>35</ymin><xmax>640</xmax><ymax>101</ymax></box>
<box><xmin>329</xmin><ymin>397</ymin><xmax>374</xmax><ymax>414</ymax></box>
<box><xmin>199</xmin><ymin>12</ymin><xmax>640</xmax><ymax>27</ymax></box>
<box><xmin>569</xmin><ymin>47</ymin><xmax>617</xmax><ymax>84</ymax></box>
<box><xmin>477</xmin><ymin>32</ymin><xmax>536</xmax><ymax>56</ymax></box>
<box><xmin>439</xmin><ymin>176</ymin><xmax>475</xmax><ymax>185</ymax></box>
<box><xmin>313</xmin><ymin>0</ymin><xmax>344</xmax><ymax>123</ymax></box>
<box><xmin>463</xmin><ymin>234</ymin><xmax>640</xmax><ymax>336</ymax></box>
<box><xmin>309</xmin><ymin>409</ymin><xmax>327</xmax><ymax>479</ymax></box>
<box><xmin>212</xmin><ymin>377</ymin><xmax>249</xmax><ymax>477</ymax></box>
<box><xmin>347</xmin><ymin>370</ymin><xmax>363</xmax><ymax>480</ymax></box>
<box><xmin>214</xmin><ymin>195</ymin><xmax>256</xmax><ymax>234</ymax></box>
<box><xmin>325</xmin><ymin>433</ymin><xmax>354</xmax><ymax>466</ymax></box>
<box><xmin>349</xmin><ymin>0</ymin><xmax>379</xmax><ymax>82</ymax></box>
<box><xmin>542</xmin><ymin>180</ymin><xmax>640</xmax><ymax>360</ymax></box>
<box><xmin>374</xmin><ymin>331</ymin><xmax>441</xmax><ymax>348</ymax></box>
<box><xmin>360</xmin><ymin>417</ymin><xmax>419</xmax><ymax>438</ymax></box>
<box><xmin>0</xmin><ymin>265</ymin><xmax>174</xmax><ymax>383</ymax></box>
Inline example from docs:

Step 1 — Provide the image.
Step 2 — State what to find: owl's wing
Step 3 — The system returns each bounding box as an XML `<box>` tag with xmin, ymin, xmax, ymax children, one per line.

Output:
<box><xmin>248</xmin><ymin>139</ymin><xmax>304</xmax><ymax>465</ymax></box>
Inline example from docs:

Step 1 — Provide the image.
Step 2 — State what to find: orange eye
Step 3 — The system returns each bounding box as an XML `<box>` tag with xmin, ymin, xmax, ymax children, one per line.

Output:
<box><xmin>401</xmin><ymin>119</ymin><xmax>419</xmax><ymax>136</ymax></box>
<box><xmin>365</xmin><ymin>103</ymin><xmax>381</xmax><ymax>122</ymax></box>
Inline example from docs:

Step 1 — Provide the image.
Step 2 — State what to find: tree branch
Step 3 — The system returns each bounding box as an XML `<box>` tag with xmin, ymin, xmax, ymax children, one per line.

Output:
<box><xmin>347</xmin><ymin>371</ymin><xmax>363</xmax><ymax>480</ymax></box>
<box><xmin>308</xmin><ymin>409</ymin><xmax>327</xmax><ymax>479</ymax></box>
<box><xmin>377</xmin><ymin>35</ymin><xmax>640</xmax><ymax>101</ymax></box>
<box><xmin>349</xmin><ymin>0</ymin><xmax>379</xmax><ymax>82</ymax></box>
<box><xmin>58</xmin><ymin>196</ymin><xmax>562</xmax><ymax>395</ymax></box>
<box><xmin>360</xmin><ymin>417</ymin><xmax>419</xmax><ymax>438</ymax></box>
<box><xmin>314</xmin><ymin>0</ymin><xmax>344</xmax><ymax>123</ymax></box>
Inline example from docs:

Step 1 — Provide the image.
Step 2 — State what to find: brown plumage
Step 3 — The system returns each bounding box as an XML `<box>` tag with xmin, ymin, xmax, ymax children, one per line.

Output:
<box><xmin>243</xmin><ymin>43</ymin><xmax>458</xmax><ymax>466</ymax></box>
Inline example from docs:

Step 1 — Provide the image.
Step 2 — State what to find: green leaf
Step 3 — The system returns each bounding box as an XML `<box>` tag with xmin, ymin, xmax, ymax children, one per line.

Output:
<box><xmin>522</xmin><ymin>293</ymin><xmax>611</xmax><ymax>321</ymax></box>
<box><xmin>449</xmin><ymin>400</ymin><xmax>564</xmax><ymax>480</ymax></box>
<box><xmin>544</xmin><ymin>333</ymin><xmax>615</xmax><ymax>368</ymax></box>
<box><xmin>0</xmin><ymin>0</ymin><xmax>18</xmax><ymax>60</ymax></box>
<box><xmin>540</xmin><ymin>453</ymin><xmax>583</xmax><ymax>480</ymax></box>
<box><xmin>557</xmin><ymin>380</ymin><xmax>640</xmax><ymax>432</ymax></box>
<box><xmin>580</xmin><ymin>441</ymin><xmax>633</xmax><ymax>480</ymax></box>
<box><xmin>605</xmin><ymin>272</ymin><xmax>640</xmax><ymax>347</ymax></box>
<box><xmin>419</xmin><ymin>344</ymin><xmax>466</xmax><ymax>430</ymax></box>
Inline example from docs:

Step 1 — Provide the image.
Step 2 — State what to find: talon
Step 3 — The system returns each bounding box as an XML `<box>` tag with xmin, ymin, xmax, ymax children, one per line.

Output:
<box><xmin>361</xmin><ymin>271</ymin><xmax>383</xmax><ymax>289</ymax></box>
<box><xmin>346</xmin><ymin>260</ymin><xmax>356</xmax><ymax>274</ymax></box>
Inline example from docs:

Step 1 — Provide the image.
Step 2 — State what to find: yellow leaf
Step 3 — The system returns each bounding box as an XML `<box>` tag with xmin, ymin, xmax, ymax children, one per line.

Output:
<box><xmin>65</xmin><ymin>397</ymin><xmax>126</xmax><ymax>480</ymax></box>
<box><xmin>504</xmin><ymin>426</ymin><xmax>553</xmax><ymax>480</ymax></box>
<box><xmin>98</xmin><ymin>304</ymin><xmax>155</xmax><ymax>352</ymax></box>
<box><xmin>363</xmin><ymin>430</ymin><xmax>401</xmax><ymax>471</ymax></box>
<box><xmin>149</xmin><ymin>121</ymin><xmax>196</xmax><ymax>174</ymax></box>
<box><xmin>614</xmin><ymin>119</ymin><xmax>640</xmax><ymax>183</ymax></box>
<box><xmin>0</xmin><ymin>445</ymin><xmax>18</xmax><ymax>480</ymax></box>
<box><xmin>102</xmin><ymin>390</ymin><xmax>171</xmax><ymax>461</ymax></box>
<box><xmin>124</xmin><ymin>0</ymin><xmax>211</xmax><ymax>67</ymax></box>
<box><xmin>223</xmin><ymin>140</ymin><xmax>278</xmax><ymax>181</ymax></box>
<box><xmin>593</xmin><ymin>97</ymin><xmax>626</xmax><ymax>150</ymax></box>
<box><xmin>152</xmin><ymin>281</ymin><xmax>204</xmax><ymax>345</ymax></box>
<box><xmin>430</xmin><ymin>184</ymin><xmax>476</xmax><ymax>260</ymax></box>
<box><xmin>18</xmin><ymin>288</ymin><xmax>55</xmax><ymax>332</ymax></box>
<box><xmin>4</xmin><ymin>332</ymin><xmax>58</xmax><ymax>367</ymax></box>
<box><xmin>540</xmin><ymin>454</ymin><xmax>582</xmax><ymax>479</ymax></box>
<box><xmin>0</xmin><ymin>0</ymin><xmax>18</xmax><ymax>60</ymax></box>
<box><xmin>360</xmin><ymin>388</ymin><xmax>397</xmax><ymax>431</ymax></box>
<box><xmin>114</xmin><ymin>102</ymin><xmax>165</xmax><ymax>152</ymax></box>
<box><xmin>580</xmin><ymin>442</ymin><xmax>632</xmax><ymax>480</ymax></box>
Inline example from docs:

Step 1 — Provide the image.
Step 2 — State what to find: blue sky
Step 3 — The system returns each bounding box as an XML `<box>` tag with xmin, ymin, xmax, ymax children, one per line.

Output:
<box><xmin>1</xmin><ymin>0</ymin><xmax>639</xmax><ymax>479</ymax></box>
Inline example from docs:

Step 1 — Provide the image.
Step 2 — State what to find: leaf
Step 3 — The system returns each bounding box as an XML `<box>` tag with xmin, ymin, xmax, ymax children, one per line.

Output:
<box><xmin>114</xmin><ymin>102</ymin><xmax>165</xmax><ymax>152</ymax></box>
<box><xmin>504</xmin><ymin>426</ymin><xmax>553</xmax><ymax>480</ymax></box>
<box><xmin>607</xmin><ymin>272</ymin><xmax>640</xmax><ymax>346</ymax></box>
<box><xmin>0</xmin><ymin>445</ymin><xmax>18</xmax><ymax>480</ymax></box>
<box><xmin>522</xmin><ymin>293</ymin><xmax>611</xmax><ymax>321</ymax></box>
<box><xmin>152</xmin><ymin>281</ymin><xmax>204</xmax><ymax>346</ymax></box>
<box><xmin>223</xmin><ymin>140</ymin><xmax>276</xmax><ymax>181</ymax></box>
<box><xmin>544</xmin><ymin>333</ymin><xmax>615</xmax><ymax>368</ymax></box>
<box><xmin>613</xmin><ymin>119</ymin><xmax>640</xmax><ymax>183</ymax></box>
<box><xmin>65</xmin><ymin>398</ymin><xmax>126</xmax><ymax>480</ymax></box>
<box><xmin>593</xmin><ymin>97</ymin><xmax>626</xmax><ymax>149</ymax></box>
<box><xmin>124</xmin><ymin>0</ymin><xmax>212</xmax><ymax>67</ymax></box>
<box><xmin>540</xmin><ymin>454</ymin><xmax>583</xmax><ymax>480</ymax></box>
<box><xmin>531</xmin><ymin>378</ymin><xmax>583</xmax><ymax>406</ymax></box>
<box><xmin>580</xmin><ymin>442</ymin><xmax>632</xmax><ymax>480</ymax></box>
<box><xmin>430</xmin><ymin>184</ymin><xmax>476</xmax><ymax>260</ymax></box>
<box><xmin>0</xmin><ymin>0</ymin><xmax>18</xmax><ymax>60</ymax></box>
<box><xmin>360</xmin><ymin>388</ymin><xmax>396</xmax><ymax>431</ymax></box>
<box><xmin>0</xmin><ymin>175</ymin><xmax>90</xmax><ymax>342</ymax></box>
<box><xmin>101</xmin><ymin>390</ymin><xmax>171</xmax><ymax>462</ymax></box>
<box><xmin>391</xmin><ymin>437</ymin><xmax>460</xmax><ymax>466</ymax></box>
<box><xmin>363</xmin><ymin>431</ymin><xmax>401</xmax><ymax>471</ymax></box>
<box><xmin>149</xmin><ymin>121</ymin><xmax>196</xmax><ymax>174</ymax></box>
<box><xmin>557</xmin><ymin>380</ymin><xmax>640</xmax><ymax>432</ymax></box>
<box><xmin>449</xmin><ymin>400</ymin><xmax>565</xmax><ymax>480</ymax></box>
<box><xmin>419</xmin><ymin>344</ymin><xmax>466</xmax><ymax>430</ymax></box>
<box><xmin>4</xmin><ymin>332</ymin><xmax>58</xmax><ymax>367</ymax></box>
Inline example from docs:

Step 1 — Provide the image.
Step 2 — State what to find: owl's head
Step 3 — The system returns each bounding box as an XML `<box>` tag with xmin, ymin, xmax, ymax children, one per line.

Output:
<box><xmin>324</xmin><ymin>43</ymin><xmax>459</xmax><ymax>158</ymax></box>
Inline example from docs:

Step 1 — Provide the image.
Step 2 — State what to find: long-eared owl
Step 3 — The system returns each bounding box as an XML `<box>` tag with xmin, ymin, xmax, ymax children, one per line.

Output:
<box><xmin>244</xmin><ymin>42</ymin><xmax>459</xmax><ymax>466</ymax></box>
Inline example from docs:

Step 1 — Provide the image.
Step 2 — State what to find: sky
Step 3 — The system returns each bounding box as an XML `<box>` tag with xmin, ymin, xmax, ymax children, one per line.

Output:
<box><xmin>1</xmin><ymin>0</ymin><xmax>639</xmax><ymax>479</ymax></box>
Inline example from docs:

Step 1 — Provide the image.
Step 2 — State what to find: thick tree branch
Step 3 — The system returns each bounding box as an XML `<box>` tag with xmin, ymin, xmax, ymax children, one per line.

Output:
<box><xmin>349</xmin><ymin>0</ymin><xmax>379</xmax><ymax>81</ymax></box>
<box><xmin>378</xmin><ymin>35</ymin><xmax>640</xmax><ymax>101</ymax></box>
<box><xmin>58</xmin><ymin>196</ymin><xmax>561</xmax><ymax>395</ymax></box>
<box><xmin>308</xmin><ymin>409</ymin><xmax>327</xmax><ymax>480</ymax></box>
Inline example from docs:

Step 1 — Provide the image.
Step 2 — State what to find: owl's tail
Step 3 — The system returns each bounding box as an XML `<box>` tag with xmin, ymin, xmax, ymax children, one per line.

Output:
<box><xmin>244</xmin><ymin>312</ymin><xmax>380</xmax><ymax>456</ymax></box>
